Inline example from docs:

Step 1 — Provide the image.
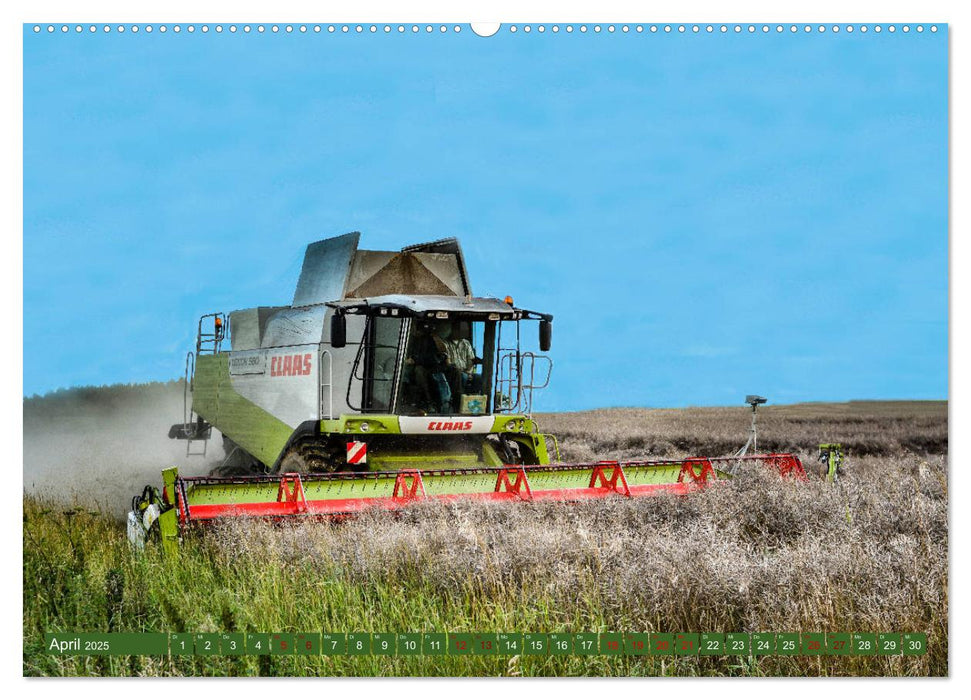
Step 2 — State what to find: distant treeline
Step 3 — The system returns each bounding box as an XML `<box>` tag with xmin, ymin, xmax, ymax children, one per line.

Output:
<box><xmin>23</xmin><ymin>380</ymin><xmax>184</xmax><ymax>422</ymax></box>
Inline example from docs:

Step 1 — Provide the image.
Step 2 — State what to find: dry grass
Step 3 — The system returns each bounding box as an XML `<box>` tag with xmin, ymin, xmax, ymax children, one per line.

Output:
<box><xmin>535</xmin><ymin>401</ymin><xmax>947</xmax><ymax>462</ymax></box>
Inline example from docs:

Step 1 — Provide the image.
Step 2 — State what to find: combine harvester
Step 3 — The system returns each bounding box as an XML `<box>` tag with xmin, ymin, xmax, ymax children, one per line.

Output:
<box><xmin>129</xmin><ymin>233</ymin><xmax>806</xmax><ymax>553</ymax></box>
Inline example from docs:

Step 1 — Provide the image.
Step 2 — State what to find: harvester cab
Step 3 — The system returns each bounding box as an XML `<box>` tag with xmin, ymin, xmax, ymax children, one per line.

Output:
<box><xmin>328</xmin><ymin>295</ymin><xmax>552</xmax><ymax>419</ymax></box>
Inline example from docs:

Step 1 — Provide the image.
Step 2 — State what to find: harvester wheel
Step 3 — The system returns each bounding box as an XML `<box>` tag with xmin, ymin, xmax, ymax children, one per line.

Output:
<box><xmin>488</xmin><ymin>435</ymin><xmax>538</xmax><ymax>465</ymax></box>
<box><xmin>276</xmin><ymin>441</ymin><xmax>340</xmax><ymax>474</ymax></box>
<box><xmin>279</xmin><ymin>449</ymin><xmax>311</xmax><ymax>473</ymax></box>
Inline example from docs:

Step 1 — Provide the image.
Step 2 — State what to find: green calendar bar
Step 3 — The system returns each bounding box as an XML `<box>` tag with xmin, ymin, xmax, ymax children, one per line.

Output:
<box><xmin>675</xmin><ymin>633</ymin><xmax>699</xmax><ymax>656</ymax></box>
<box><xmin>347</xmin><ymin>633</ymin><xmax>371</xmax><ymax>655</ymax></box>
<box><xmin>40</xmin><ymin>631</ymin><xmax>928</xmax><ymax>656</ymax></box>
<box><xmin>752</xmin><ymin>632</ymin><xmax>774</xmax><ymax>655</ymax></box>
<box><xmin>574</xmin><ymin>633</ymin><xmax>598</xmax><ymax>655</ymax></box>
<box><xmin>549</xmin><ymin>633</ymin><xmax>572</xmax><ymax>656</ymax></box>
<box><xmin>802</xmin><ymin>633</ymin><xmax>825</xmax><ymax>656</ymax></box>
<box><xmin>878</xmin><ymin>633</ymin><xmax>901</xmax><ymax>655</ymax></box>
<box><xmin>776</xmin><ymin>633</ymin><xmax>800</xmax><ymax>656</ymax></box>
<box><xmin>270</xmin><ymin>633</ymin><xmax>294</xmax><ymax>655</ymax></box>
<box><xmin>851</xmin><ymin>633</ymin><xmax>875</xmax><ymax>656</ymax></box>
<box><xmin>650</xmin><ymin>633</ymin><xmax>675</xmax><ymax>656</ymax></box>
<box><xmin>903</xmin><ymin>633</ymin><xmax>927</xmax><ymax>656</ymax></box>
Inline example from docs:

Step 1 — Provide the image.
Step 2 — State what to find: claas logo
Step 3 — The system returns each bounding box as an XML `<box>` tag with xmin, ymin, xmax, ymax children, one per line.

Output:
<box><xmin>270</xmin><ymin>353</ymin><xmax>312</xmax><ymax>377</ymax></box>
<box><xmin>426</xmin><ymin>421</ymin><xmax>474</xmax><ymax>431</ymax></box>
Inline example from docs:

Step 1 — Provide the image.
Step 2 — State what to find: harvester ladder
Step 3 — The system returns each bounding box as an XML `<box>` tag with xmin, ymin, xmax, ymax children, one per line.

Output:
<box><xmin>495</xmin><ymin>319</ymin><xmax>520</xmax><ymax>412</ymax></box>
<box><xmin>182</xmin><ymin>350</ymin><xmax>208</xmax><ymax>458</ymax></box>
<box><xmin>185</xmin><ymin>431</ymin><xmax>209</xmax><ymax>458</ymax></box>
<box><xmin>521</xmin><ymin>351</ymin><xmax>552</xmax><ymax>415</ymax></box>
<box><xmin>542</xmin><ymin>433</ymin><xmax>562</xmax><ymax>461</ymax></box>
<box><xmin>195</xmin><ymin>312</ymin><xmax>227</xmax><ymax>355</ymax></box>
<box><xmin>319</xmin><ymin>349</ymin><xmax>334</xmax><ymax>419</ymax></box>
<box><xmin>182</xmin><ymin>312</ymin><xmax>225</xmax><ymax>457</ymax></box>
<box><xmin>494</xmin><ymin>318</ymin><xmax>552</xmax><ymax>416</ymax></box>
<box><xmin>496</xmin><ymin>350</ymin><xmax>521</xmax><ymax>412</ymax></box>
<box><xmin>496</xmin><ymin>351</ymin><xmax>552</xmax><ymax>416</ymax></box>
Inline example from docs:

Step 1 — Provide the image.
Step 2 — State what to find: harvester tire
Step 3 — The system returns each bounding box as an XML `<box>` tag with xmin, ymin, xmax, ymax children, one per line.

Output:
<box><xmin>489</xmin><ymin>434</ymin><xmax>538</xmax><ymax>465</ymax></box>
<box><xmin>279</xmin><ymin>450</ymin><xmax>312</xmax><ymax>474</ymax></box>
<box><xmin>276</xmin><ymin>441</ymin><xmax>340</xmax><ymax>474</ymax></box>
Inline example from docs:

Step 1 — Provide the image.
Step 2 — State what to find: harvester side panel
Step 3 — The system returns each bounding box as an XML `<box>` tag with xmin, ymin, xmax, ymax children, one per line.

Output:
<box><xmin>230</xmin><ymin>343</ymin><xmax>324</xmax><ymax>427</ymax></box>
<box><xmin>191</xmin><ymin>354</ymin><xmax>296</xmax><ymax>467</ymax></box>
<box><xmin>248</xmin><ymin>310</ymin><xmax>364</xmax><ymax>417</ymax></box>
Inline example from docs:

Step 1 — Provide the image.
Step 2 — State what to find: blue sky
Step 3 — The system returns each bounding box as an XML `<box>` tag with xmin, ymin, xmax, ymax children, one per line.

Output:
<box><xmin>23</xmin><ymin>25</ymin><xmax>948</xmax><ymax>409</ymax></box>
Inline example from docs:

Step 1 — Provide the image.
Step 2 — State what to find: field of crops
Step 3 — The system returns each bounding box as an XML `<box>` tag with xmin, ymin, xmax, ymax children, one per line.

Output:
<box><xmin>22</xmin><ymin>386</ymin><xmax>947</xmax><ymax>677</ymax></box>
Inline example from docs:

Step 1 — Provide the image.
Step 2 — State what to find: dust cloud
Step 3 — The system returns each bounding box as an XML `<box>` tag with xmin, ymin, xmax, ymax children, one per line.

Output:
<box><xmin>23</xmin><ymin>381</ymin><xmax>222</xmax><ymax>519</ymax></box>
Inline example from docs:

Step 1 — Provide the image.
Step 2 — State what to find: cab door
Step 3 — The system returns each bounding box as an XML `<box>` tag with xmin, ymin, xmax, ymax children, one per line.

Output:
<box><xmin>362</xmin><ymin>314</ymin><xmax>406</xmax><ymax>413</ymax></box>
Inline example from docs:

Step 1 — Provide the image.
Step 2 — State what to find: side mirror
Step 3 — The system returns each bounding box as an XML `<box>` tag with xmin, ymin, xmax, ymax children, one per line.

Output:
<box><xmin>330</xmin><ymin>313</ymin><xmax>346</xmax><ymax>348</ymax></box>
<box><xmin>539</xmin><ymin>319</ymin><xmax>552</xmax><ymax>352</ymax></box>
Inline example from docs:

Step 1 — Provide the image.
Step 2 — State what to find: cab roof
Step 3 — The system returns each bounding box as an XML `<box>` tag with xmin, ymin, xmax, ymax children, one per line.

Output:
<box><xmin>332</xmin><ymin>294</ymin><xmax>517</xmax><ymax>317</ymax></box>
